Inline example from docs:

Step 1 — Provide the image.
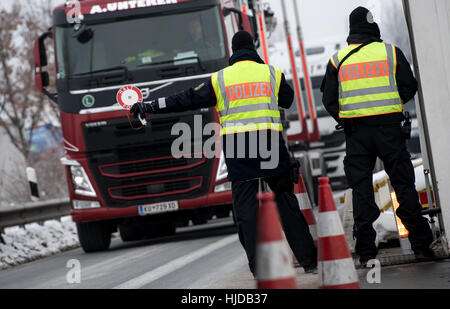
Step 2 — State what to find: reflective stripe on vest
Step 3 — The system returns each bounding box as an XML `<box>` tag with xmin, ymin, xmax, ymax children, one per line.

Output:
<box><xmin>212</xmin><ymin>61</ymin><xmax>282</xmax><ymax>135</ymax></box>
<box><xmin>332</xmin><ymin>43</ymin><xmax>402</xmax><ymax>118</ymax></box>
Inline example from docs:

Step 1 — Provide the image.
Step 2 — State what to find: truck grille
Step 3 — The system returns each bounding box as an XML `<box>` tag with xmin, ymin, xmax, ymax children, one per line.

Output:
<box><xmin>109</xmin><ymin>177</ymin><xmax>203</xmax><ymax>200</ymax></box>
<box><xmin>83</xmin><ymin>111</ymin><xmax>215</xmax><ymax>208</ymax></box>
<box><xmin>99</xmin><ymin>155</ymin><xmax>206</xmax><ymax>178</ymax></box>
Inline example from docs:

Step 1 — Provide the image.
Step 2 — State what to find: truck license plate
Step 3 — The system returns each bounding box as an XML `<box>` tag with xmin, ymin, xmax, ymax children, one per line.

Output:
<box><xmin>138</xmin><ymin>201</ymin><xmax>179</xmax><ymax>216</ymax></box>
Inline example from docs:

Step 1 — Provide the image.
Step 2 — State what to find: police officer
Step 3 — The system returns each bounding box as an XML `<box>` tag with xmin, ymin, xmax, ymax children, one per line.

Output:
<box><xmin>131</xmin><ymin>31</ymin><xmax>317</xmax><ymax>276</ymax></box>
<box><xmin>322</xmin><ymin>7</ymin><xmax>434</xmax><ymax>266</ymax></box>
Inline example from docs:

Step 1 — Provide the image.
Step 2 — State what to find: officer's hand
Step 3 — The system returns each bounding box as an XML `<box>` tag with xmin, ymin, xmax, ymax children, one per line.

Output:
<box><xmin>129</xmin><ymin>101</ymin><xmax>158</xmax><ymax>119</ymax></box>
<box><xmin>130</xmin><ymin>102</ymin><xmax>146</xmax><ymax>119</ymax></box>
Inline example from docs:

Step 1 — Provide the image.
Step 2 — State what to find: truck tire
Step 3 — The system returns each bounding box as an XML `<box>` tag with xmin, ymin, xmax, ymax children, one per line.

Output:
<box><xmin>139</xmin><ymin>222</ymin><xmax>176</xmax><ymax>238</ymax></box>
<box><xmin>176</xmin><ymin>219</ymin><xmax>190</xmax><ymax>228</ymax></box>
<box><xmin>119</xmin><ymin>224</ymin><xmax>142</xmax><ymax>242</ymax></box>
<box><xmin>216</xmin><ymin>209</ymin><xmax>231</xmax><ymax>219</ymax></box>
<box><xmin>156</xmin><ymin>223</ymin><xmax>176</xmax><ymax>237</ymax></box>
<box><xmin>192</xmin><ymin>217</ymin><xmax>208</xmax><ymax>225</ymax></box>
<box><xmin>76</xmin><ymin>221</ymin><xmax>112</xmax><ymax>253</ymax></box>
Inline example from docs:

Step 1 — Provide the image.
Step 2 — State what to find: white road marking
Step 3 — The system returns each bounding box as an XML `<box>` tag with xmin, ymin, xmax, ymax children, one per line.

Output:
<box><xmin>113</xmin><ymin>234</ymin><xmax>239</xmax><ymax>289</ymax></box>
<box><xmin>80</xmin><ymin>243</ymin><xmax>174</xmax><ymax>282</ymax></box>
<box><xmin>185</xmin><ymin>254</ymin><xmax>248</xmax><ymax>289</ymax></box>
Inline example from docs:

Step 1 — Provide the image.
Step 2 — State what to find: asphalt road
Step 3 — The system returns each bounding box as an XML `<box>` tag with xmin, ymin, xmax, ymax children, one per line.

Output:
<box><xmin>2</xmin><ymin>215</ymin><xmax>450</xmax><ymax>290</ymax></box>
<box><xmin>0</xmin><ymin>218</ymin><xmax>256</xmax><ymax>289</ymax></box>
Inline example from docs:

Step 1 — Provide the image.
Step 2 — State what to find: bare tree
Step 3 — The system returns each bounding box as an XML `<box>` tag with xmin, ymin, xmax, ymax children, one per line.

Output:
<box><xmin>0</xmin><ymin>157</ymin><xmax>30</xmax><ymax>206</ymax></box>
<box><xmin>0</xmin><ymin>2</ymin><xmax>58</xmax><ymax>167</ymax></box>
<box><xmin>0</xmin><ymin>1</ymin><xmax>65</xmax><ymax>203</ymax></box>
<box><xmin>34</xmin><ymin>148</ymin><xmax>67</xmax><ymax>200</ymax></box>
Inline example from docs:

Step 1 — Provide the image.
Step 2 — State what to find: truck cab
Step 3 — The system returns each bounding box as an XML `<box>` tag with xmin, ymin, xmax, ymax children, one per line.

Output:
<box><xmin>34</xmin><ymin>0</ymin><xmax>258</xmax><ymax>252</ymax></box>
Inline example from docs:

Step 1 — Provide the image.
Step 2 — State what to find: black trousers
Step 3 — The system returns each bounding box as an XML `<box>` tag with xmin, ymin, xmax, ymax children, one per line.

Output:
<box><xmin>344</xmin><ymin>123</ymin><xmax>433</xmax><ymax>260</ymax></box>
<box><xmin>231</xmin><ymin>171</ymin><xmax>317</xmax><ymax>274</ymax></box>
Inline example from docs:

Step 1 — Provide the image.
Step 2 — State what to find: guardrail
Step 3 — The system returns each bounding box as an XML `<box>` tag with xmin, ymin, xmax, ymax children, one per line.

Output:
<box><xmin>0</xmin><ymin>198</ymin><xmax>71</xmax><ymax>230</ymax></box>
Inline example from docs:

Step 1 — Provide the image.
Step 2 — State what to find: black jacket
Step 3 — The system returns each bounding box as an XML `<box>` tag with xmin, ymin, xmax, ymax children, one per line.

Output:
<box><xmin>322</xmin><ymin>33</ymin><xmax>418</xmax><ymax>126</ymax></box>
<box><xmin>151</xmin><ymin>49</ymin><xmax>294</xmax><ymax>182</ymax></box>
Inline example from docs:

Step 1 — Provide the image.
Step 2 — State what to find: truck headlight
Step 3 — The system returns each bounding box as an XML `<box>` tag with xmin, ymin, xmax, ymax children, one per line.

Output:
<box><xmin>70</xmin><ymin>165</ymin><xmax>97</xmax><ymax>197</ymax></box>
<box><xmin>61</xmin><ymin>157</ymin><xmax>97</xmax><ymax>197</ymax></box>
<box><xmin>215</xmin><ymin>151</ymin><xmax>228</xmax><ymax>182</ymax></box>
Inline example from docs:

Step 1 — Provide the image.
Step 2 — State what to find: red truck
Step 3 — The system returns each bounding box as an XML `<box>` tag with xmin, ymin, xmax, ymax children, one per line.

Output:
<box><xmin>34</xmin><ymin>0</ymin><xmax>263</xmax><ymax>252</ymax></box>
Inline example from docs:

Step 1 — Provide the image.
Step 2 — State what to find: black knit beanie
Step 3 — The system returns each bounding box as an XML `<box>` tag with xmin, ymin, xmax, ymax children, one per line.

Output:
<box><xmin>349</xmin><ymin>6</ymin><xmax>381</xmax><ymax>38</ymax></box>
<box><xmin>232</xmin><ymin>30</ymin><xmax>255</xmax><ymax>52</ymax></box>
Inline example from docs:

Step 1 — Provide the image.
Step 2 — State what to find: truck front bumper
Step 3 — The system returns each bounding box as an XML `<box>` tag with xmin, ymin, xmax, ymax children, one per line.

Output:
<box><xmin>71</xmin><ymin>190</ymin><xmax>233</xmax><ymax>222</ymax></box>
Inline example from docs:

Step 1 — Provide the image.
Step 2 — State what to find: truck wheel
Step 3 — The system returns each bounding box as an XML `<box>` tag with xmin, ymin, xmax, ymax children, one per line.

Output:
<box><xmin>192</xmin><ymin>217</ymin><xmax>208</xmax><ymax>225</ymax></box>
<box><xmin>158</xmin><ymin>223</ymin><xmax>176</xmax><ymax>237</ymax></box>
<box><xmin>142</xmin><ymin>222</ymin><xmax>176</xmax><ymax>238</ymax></box>
<box><xmin>119</xmin><ymin>224</ymin><xmax>143</xmax><ymax>242</ymax></box>
<box><xmin>176</xmin><ymin>219</ymin><xmax>190</xmax><ymax>228</ymax></box>
<box><xmin>76</xmin><ymin>221</ymin><xmax>112</xmax><ymax>253</ymax></box>
<box><xmin>216</xmin><ymin>209</ymin><xmax>231</xmax><ymax>219</ymax></box>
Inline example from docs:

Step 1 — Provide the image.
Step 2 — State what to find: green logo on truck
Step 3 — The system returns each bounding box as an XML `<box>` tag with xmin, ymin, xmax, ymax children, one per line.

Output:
<box><xmin>82</xmin><ymin>95</ymin><xmax>95</xmax><ymax>108</ymax></box>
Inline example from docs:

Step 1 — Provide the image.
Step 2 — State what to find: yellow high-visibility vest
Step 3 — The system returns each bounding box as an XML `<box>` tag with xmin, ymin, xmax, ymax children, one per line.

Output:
<box><xmin>330</xmin><ymin>42</ymin><xmax>403</xmax><ymax>118</ymax></box>
<box><xmin>211</xmin><ymin>61</ymin><xmax>283</xmax><ymax>135</ymax></box>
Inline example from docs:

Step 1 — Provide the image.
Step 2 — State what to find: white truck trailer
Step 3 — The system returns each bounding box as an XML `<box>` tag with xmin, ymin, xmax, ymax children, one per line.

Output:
<box><xmin>403</xmin><ymin>0</ymin><xmax>450</xmax><ymax>252</ymax></box>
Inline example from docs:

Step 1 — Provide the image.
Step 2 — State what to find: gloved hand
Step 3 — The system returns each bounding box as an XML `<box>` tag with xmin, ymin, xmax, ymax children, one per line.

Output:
<box><xmin>129</xmin><ymin>101</ymin><xmax>158</xmax><ymax>119</ymax></box>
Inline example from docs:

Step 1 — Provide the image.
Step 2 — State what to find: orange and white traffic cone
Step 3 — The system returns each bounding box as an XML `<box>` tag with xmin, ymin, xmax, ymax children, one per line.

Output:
<box><xmin>256</xmin><ymin>191</ymin><xmax>298</xmax><ymax>289</ymax></box>
<box><xmin>295</xmin><ymin>173</ymin><xmax>318</xmax><ymax>245</ymax></box>
<box><xmin>317</xmin><ymin>177</ymin><xmax>360</xmax><ymax>289</ymax></box>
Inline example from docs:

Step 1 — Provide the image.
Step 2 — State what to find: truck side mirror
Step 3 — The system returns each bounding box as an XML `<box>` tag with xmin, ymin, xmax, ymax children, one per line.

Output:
<box><xmin>223</xmin><ymin>7</ymin><xmax>244</xmax><ymax>30</ymax></box>
<box><xmin>34</xmin><ymin>30</ymin><xmax>57</xmax><ymax>103</ymax></box>
<box><xmin>34</xmin><ymin>38</ymin><xmax>46</xmax><ymax>91</ymax></box>
<box><xmin>34</xmin><ymin>31</ymin><xmax>52</xmax><ymax>90</ymax></box>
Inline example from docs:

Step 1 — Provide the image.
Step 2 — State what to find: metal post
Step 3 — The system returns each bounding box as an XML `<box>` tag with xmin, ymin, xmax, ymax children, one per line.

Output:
<box><xmin>26</xmin><ymin>167</ymin><xmax>39</xmax><ymax>202</ymax></box>
<box><xmin>0</xmin><ymin>228</ymin><xmax>4</xmax><ymax>244</ymax></box>
<box><xmin>291</xmin><ymin>0</ymin><xmax>320</xmax><ymax>142</ymax></box>
<box><xmin>255</xmin><ymin>0</ymin><xmax>270</xmax><ymax>64</ymax></box>
<box><xmin>240</xmin><ymin>0</ymin><xmax>248</xmax><ymax>13</ymax></box>
<box><xmin>280</xmin><ymin>0</ymin><xmax>309</xmax><ymax>143</ymax></box>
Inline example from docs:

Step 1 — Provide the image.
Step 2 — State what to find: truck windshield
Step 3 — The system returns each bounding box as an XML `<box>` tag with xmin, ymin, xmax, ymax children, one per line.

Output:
<box><xmin>55</xmin><ymin>6</ymin><xmax>226</xmax><ymax>79</ymax></box>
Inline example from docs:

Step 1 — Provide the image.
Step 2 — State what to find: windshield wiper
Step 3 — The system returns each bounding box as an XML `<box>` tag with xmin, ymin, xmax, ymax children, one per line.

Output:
<box><xmin>71</xmin><ymin>66</ymin><xmax>131</xmax><ymax>78</ymax></box>
<box><xmin>137</xmin><ymin>56</ymin><xmax>206</xmax><ymax>71</ymax></box>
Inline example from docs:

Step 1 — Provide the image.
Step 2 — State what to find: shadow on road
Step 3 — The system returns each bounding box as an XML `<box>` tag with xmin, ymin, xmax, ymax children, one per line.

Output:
<box><xmin>108</xmin><ymin>218</ymin><xmax>237</xmax><ymax>253</ymax></box>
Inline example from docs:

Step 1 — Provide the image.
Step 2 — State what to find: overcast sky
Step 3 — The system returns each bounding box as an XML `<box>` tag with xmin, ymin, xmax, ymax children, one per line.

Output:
<box><xmin>267</xmin><ymin>0</ymin><xmax>372</xmax><ymax>44</ymax></box>
<box><xmin>0</xmin><ymin>0</ymin><xmax>373</xmax><ymax>41</ymax></box>
<box><xmin>0</xmin><ymin>0</ymin><xmax>404</xmax><ymax>46</ymax></box>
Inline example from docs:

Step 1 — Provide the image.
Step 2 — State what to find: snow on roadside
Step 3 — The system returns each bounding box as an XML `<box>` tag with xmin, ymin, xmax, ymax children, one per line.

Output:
<box><xmin>0</xmin><ymin>216</ymin><xmax>79</xmax><ymax>270</ymax></box>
